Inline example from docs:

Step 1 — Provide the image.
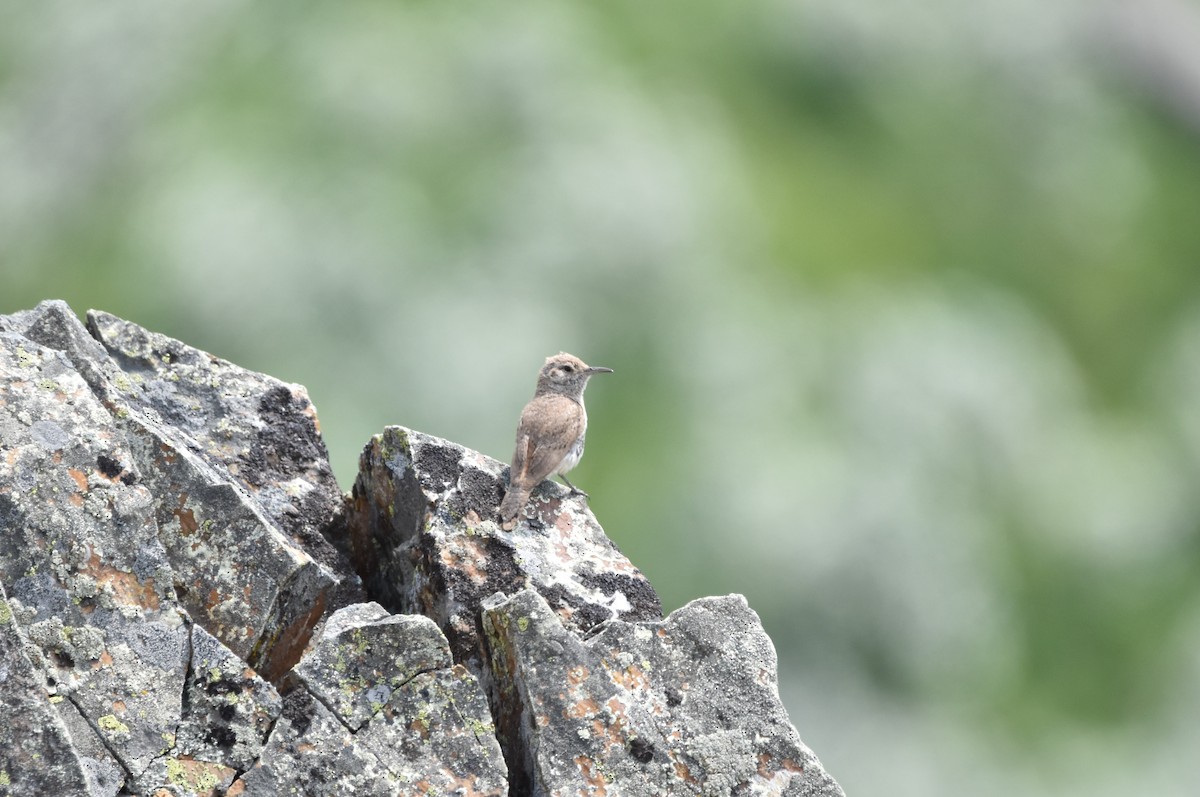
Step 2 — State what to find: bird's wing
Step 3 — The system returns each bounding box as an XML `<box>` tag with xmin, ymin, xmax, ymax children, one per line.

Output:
<box><xmin>511</xmin><ymin>395</ymin><xmax>583</xmax><ymax>486</ymax></box>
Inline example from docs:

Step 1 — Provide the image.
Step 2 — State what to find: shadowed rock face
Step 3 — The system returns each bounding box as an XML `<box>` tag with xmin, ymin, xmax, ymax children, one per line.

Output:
<box><xmin>0</xmin><ymin>300</ymin><xmax>843</xmax><ymax>797</ymax></box>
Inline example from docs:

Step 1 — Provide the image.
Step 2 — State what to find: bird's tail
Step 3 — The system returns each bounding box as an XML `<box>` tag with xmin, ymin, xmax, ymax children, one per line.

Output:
<box><xmin>499</xmin><ymin>484</ymin><xmax>529</xmax><ymax>530</ymax></box>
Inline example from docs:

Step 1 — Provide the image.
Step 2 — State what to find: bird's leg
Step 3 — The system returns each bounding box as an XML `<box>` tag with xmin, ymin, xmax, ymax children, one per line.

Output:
<box><xmin>559</xmin><ymin>475</ymin><xmax>589</xmax><ymax>499</ymax></box>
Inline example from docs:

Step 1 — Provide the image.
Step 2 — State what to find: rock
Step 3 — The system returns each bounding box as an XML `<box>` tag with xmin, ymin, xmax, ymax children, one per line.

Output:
<box><xmin>120</xmin><ymin>416</ymin><xmax>335</xmax><ymax>681</ymax></box>
<box><xmin>0</xmin><ymin>583</ymin><xmax>94</xmax><ymax>796</ymax></box>
<box><xmin>53</xmin><ymin>696</ymin><xmax>126</xmax><ymax>797</ymax></box>
<box><xmin>346</xmin><ymin>426</ymin><xmax>663</xmax><ymax>676</ymax></box>
<box><xmin>232</xmin><ymin>688</ymin><xmax>407</xmax><ymax>797</ymax></box>
<box><xmin>86</xmin><ymin>310</ymin><xmax>349</xmax><ymax>585</ymax></box>
<box><xmin>236</xmin><ymin>602</ymin><xmax>507</xmax><ymax>796</ymax></box>
<box><xmin>354</xmin><ymin>664</ymin><xmax>506</xmax><ymax>797</ymax></box>
<box><xmin>482</xmin><ymin>588</ymin><xmax>845</xmax><ymax>797</ymax></box>
<box><xmin>294</xmin><ymin>602</ymin><xmax>449</xmax><ymax>731</ymax></box>
<box><xmin>0</xmin><ymin>331</ymin><xmax>190</xmax><ymax>780</ymax></box>
<box><xmin>0</xmin><ymin>300</ymin><xmax>844</xmax><ymax>796</ymax></box>
<box><xmin>7</xmin><ymin>300</ymin><xmax>358</xmax><ymax>681</ymax></box>
<box><xmin>176</xmin><ymin>624</ymin><xmax>282</xmax><ymax>772</ymax></box>
<box><xmin>0</xmin><ymin>302</ymin><xmax>350</xmax><ymax>793</ymax></box>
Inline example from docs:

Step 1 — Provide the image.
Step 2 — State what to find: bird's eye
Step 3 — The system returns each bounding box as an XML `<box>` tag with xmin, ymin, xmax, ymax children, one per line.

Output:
<box><xmin>561</xmin><ymin>364</ymin><xmax>574</xmax><ymax>373</ymax></box>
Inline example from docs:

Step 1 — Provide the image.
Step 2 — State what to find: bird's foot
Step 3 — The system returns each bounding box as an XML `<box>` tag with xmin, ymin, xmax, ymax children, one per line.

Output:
<box><xmin>559</xmin><ymin>476</ymin><xmax>589</xmax><ymax>499</ymax></box>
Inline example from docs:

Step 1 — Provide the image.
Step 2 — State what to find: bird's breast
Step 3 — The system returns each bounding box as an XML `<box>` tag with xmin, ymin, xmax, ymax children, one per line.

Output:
<box><xmin>556</xmin><ymin>433</ymin><xmax>586</xmax><ymax>475</ymax></box>
<box><xmin>555</xmin><ymin>410</ymin><xmax>587</xmax><ymax>475</ymax></box>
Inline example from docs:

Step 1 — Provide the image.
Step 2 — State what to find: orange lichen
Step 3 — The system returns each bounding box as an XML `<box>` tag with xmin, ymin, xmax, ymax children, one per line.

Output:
<box><xmin>608</xmin><ymin>664</ymin><xmax>649</xmax><ymax>692</ymax></box>
<box><xmin>177</xmin><ymin>506</ymin><xmax>198</xmax><ymax>536</ymax></box>
<box><xmin>447</xmin><ymin>773</ymin><xmax>499</xmax><ymax>797</ymax></box>
<box><xmin>672</xmin><ymin>757</ymin><xmax>698</xmax><ymax>785</ymax></box>
<box><xmin>409</xmin><ymin>717</ymin><xmax>431</xmax><ymax>740</ymax></box>
<box><xmin>67</xmin><ymin>468</ymin><xmax>88</xmax><ymax>493</ymax></box>
<box><xmin>165</xmin><ymin>758</ymin><xmax>236</xmax><ymax>797</ymax></box>
<box><xmin>765</xmin><ymin>754</ymin><xmax>805</xmax><ymax>775</ymax></box>
<box><xmin>439</xmin><ymin>539</ymin><xmax>488</xmax><ymax>584</ymax></box>
<box><xmin>574</xmin><ymin>756</ymin><xmax>609</xmax><ymax>795</ymax></box>
<box><xmin>566</xmin><ymin>697</ymin><xmax>600</xmax><ymax>719</ymax></box>
<box><xmin>81</xmin><ymin>552</ymin><xmax>160</xmax><ymax>610</ymax></box>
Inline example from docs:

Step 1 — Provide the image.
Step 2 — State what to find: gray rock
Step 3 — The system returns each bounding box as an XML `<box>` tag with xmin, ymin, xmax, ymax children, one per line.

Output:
<box><xmin>52</xmin><ymin>696</ymin><xmax>125</xmax><ymax>797</ymax></box>
<box><xmin>346</xmin><ymin>426</ymin><xmax>663</xmax><ymax>676</ymax></box>
<box><xmin>0</xmin><ymin>583</ymin><xmax>94</xmax><ymax>796</ymax></box>
<box><xmin>59</xmin><ymin>610</ymin><xmax>191</xmax><ymax>780</ymax></box>
<box><xmin>0</xmin><ymin>332</ymin><xmax>187</xmax><ymax>781</ymax></box>
<box><xmin>176</xmin><ymin>623</ymin><xmax>282</xmax><ymax>771</ymax></box>
<box><xmin>120</xmin><ymin>414</ymin><xmax>335</xmax><ymax>681</ymax></box>
<box><xmin>130</xmin><ymin>754</ymin><xmax>239</xmax><ymax>797</ymax></box>
<box><xmin>356</xmin><ymin>664</ymin><xmax>507</xmax><ymax>797</ymax></box>
<box><xmin>482</xmin><ymin>588</ymin><xmax>845</xmax><ymax>797</ymax></box>
<box><xmin>0</xmin><ymin>301</ymin><xmax>845</xmax><ymax>796</ymax></box>
<box><xmin>119</xmin><ymin>620</ymin><xmax>282</xmax><ymax>797</ymax></box>
<box><xmin>7</xmin><ymin>300</ymin><xmax>353</xmax><ymax>681</ymax></box>
<box><xmin>0</xmin><ymin>303</ymin><xmax>342</xmax><ymax>792</ymax></box>
<box><xmin>239</xmin><ymin>606</ymin><xmax>507</xmax><ymax>796</ymax></box>
<box><xmin>295</xmin><ymin>602</ymin><xmax>450</xmax><ymax>731</ymax></box>
<box><xmin>86</xmin><ymin>309</ymin><xmax>351</xmax><ymax>590</ymax></box>
<box><xmin>233</xmin><ymin>688</ymin><xmax>405</xmax><ymax>797</ymax></box>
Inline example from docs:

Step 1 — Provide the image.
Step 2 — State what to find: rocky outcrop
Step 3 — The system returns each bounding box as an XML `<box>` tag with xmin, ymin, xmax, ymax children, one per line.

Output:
<box><xmin>345</xmin><ymin>426</ymin><xmax>663</xmax><ymax>675</ymax></box>
<box><xmin>0</xmin><ymin>300</ymin><xmax>843</xmax><ymax>797</ymax></box>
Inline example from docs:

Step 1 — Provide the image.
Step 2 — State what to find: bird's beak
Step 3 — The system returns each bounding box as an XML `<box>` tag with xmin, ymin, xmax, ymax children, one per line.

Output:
<box><xmin>587</xmin><ymin>366</ymin><xmax>614</xmax><ymax>375</ymax></box>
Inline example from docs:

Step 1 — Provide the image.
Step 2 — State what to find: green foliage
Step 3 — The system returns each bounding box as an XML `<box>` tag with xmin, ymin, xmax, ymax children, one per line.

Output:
<box><xmin>3</xmin><ymin>2</ymin><xmax>1199</xmax><ymax>794</ymax></box>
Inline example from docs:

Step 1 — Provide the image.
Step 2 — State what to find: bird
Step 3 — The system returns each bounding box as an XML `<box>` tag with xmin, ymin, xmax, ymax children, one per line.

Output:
<box><xmin>499</xmin><ymin>352</ymin><xmax>613</xmax><ymax>530</ymax></box>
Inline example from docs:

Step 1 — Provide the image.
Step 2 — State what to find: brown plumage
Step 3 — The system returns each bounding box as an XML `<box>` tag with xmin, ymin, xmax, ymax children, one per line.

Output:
<box><xmin>499</xmin><ymin>353</ymin><xmax>612</xmax><ymax>530</ymax></box>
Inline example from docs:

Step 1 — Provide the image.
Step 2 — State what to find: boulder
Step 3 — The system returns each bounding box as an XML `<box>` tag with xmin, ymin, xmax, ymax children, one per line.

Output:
<box><xmin>0</xmin><ymin>302</ymin><xmax>348</xmax><ymax>794</ymax></box>
<box><xmin>6</xmin><ymin>300</ymin><xmax>357</xmax><ymax>681</ymax></box>
<box><xmin>482</xmin><ymin>588</ymin><xmax>844</xmax><ymax>797</ymax></box>
<box><xmin>235</xmin><ymin>602</ymin><xmax>507</xmax><ymax>796</ymax></box>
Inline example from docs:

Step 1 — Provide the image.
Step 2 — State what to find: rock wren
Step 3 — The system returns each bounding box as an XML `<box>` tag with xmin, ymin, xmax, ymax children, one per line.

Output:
<box><xmin>499</xmin><ymin>352</ymin><xmax>613</xmax><ymax>530</ymax></box>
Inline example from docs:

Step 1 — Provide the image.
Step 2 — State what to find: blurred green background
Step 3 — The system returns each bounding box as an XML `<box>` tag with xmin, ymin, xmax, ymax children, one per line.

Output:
<box><xmin>4</xmin><ymin>0</ymin><xmax>1200</xmax><ymax>793</ymax></box>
